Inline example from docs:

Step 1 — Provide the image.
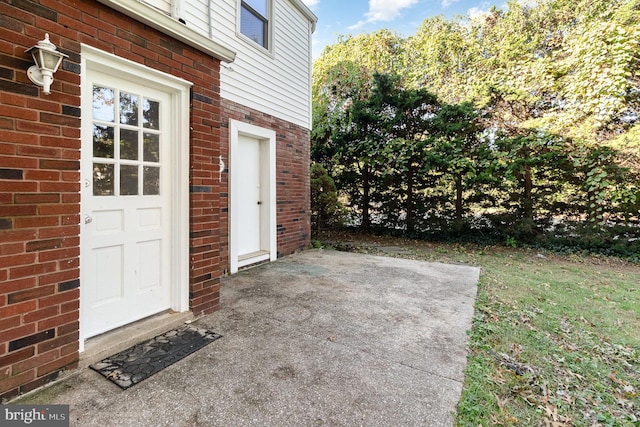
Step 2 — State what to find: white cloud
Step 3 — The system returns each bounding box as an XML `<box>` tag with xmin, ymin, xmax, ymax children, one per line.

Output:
<box><xmin>366</xmin><ymin>0</ymin><xmax>420</xmax><ymax>22</ymax></box>
<box><xmin>467</xmin><ymin>7</ymin><xmax>489</xmax><ymax>19</ymax></box>
<box><xmin>467</xmin><ymin>1</ymin><xmax>499</xmax><ymax>20</ymax></box>
<box><xmin>347</xmin><ymin>20</ymin><xmax>366</xmax><ymax>30</ymax></box>
<box><xmin>441</xmin><ymin>0</ymin><xmax>460</xmax><ymax>8</ymax></box>
<box><xmin>348</xmin><ymin>0</ymin><xmax>419</xmax><ymax>30</ymax></box>
<box><xmin>301</xmin><ymin>0</ymin><xmax>319</xmax><ymax>8</ymax></box>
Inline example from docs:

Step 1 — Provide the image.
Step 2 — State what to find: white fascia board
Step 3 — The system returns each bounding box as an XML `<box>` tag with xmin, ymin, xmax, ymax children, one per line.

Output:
<box><xmin>96</xmin><ymin>0</ymin><xmax>236</xmax><ymax>63</ymax></box>
<box><xmin>289</xmin><ymin>0</ymin><xmax>318</xmax><ymax>33</ymax></box>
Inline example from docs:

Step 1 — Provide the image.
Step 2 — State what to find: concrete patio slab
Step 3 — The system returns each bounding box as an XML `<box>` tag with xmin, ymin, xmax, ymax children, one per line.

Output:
<box><xmin>15</xmin><ymin>249</ymin><xmax>480</xmax><ymax>426</ymax></box>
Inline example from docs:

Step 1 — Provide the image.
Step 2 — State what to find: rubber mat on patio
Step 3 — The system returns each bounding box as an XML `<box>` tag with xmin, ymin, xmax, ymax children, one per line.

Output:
<box><xmin>90</xmin><ymin>325</ymin><xmax>222</xmax><ymax>389</ymax></box>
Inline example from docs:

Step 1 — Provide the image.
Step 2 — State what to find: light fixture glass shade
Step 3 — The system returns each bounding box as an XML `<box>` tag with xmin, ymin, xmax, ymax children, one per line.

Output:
<box><xmin>41</xmin><ymin>50</ymin><xmax>63</xmax><ymax>71</ymax></box>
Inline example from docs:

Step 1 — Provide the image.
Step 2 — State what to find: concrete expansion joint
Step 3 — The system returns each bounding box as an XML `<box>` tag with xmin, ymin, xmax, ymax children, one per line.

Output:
<box><xmin>396</xmin><ymin>360</ymin><xmax>464</xmax><ymax>385</ymax></box>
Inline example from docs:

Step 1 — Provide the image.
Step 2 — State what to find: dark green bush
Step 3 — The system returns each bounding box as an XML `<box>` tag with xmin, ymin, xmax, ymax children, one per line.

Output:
<box><xmin>310</xmin><ymin>163</ymin><xmax>346</xmax><ymax>235</ymax></box>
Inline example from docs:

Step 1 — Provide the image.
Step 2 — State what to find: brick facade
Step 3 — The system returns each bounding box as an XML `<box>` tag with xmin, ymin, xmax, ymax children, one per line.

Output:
<box><xmin>1</xmin><ymin>0</ymin><xmax>311</xmax><ymax>401</ymax></box>
<box><xmin>0</xmin><ymin>0</ymin><xmax>225</xmax><ymax>401</ymax></box>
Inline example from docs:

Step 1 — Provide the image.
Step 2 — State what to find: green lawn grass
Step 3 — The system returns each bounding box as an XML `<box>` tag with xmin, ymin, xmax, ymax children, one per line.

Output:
<box><xmin>318</xmin><ymin>231</ymin><xmax>640</xmax><ymax>426</ymax></box>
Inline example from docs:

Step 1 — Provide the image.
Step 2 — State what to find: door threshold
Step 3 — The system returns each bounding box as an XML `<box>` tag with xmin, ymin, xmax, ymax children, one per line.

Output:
<box><xmin>238</xmin><ymin>250</ymin><xmax>270</xmax><ymax>268</ymax></box>
<box><xmin>80</xmin><ymin>310</ymin><xmax>194</xmax><ymax>368</ymax></box>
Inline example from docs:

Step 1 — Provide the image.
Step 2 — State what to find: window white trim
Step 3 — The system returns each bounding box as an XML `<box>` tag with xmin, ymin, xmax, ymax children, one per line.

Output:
<box><xmin>229</xmin><ymin>119</ymin><xmax>277</xmax><ymax>274</ymax></box>
<box><xmin>79</xmin><ymin>44</ymin><xmax>192</xmax><ymax>350</ymax></box>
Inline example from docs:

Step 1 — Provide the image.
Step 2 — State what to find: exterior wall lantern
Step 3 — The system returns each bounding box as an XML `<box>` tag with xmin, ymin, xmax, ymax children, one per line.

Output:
<box><xmin>25</xmin><ymin>34</ymin><xmax>68</xmax><ymax>95</ymax></box>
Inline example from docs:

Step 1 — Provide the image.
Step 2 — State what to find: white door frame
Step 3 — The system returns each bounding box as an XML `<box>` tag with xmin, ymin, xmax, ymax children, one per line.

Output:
<box><xmin>79</xmin><ymin>45</ymin><xmax>191</xmax><ymax>350</ymax></box>
<box><xmin>229</xmin><ymin>119</ymin><xmax>276</xmax><ymax>273</ymax></box>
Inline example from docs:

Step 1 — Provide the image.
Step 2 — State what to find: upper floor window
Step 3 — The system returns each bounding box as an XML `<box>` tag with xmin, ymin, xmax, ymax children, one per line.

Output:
<box><xmin>240</xmin><ymin>0</ymin><xmax>269</xmax><ymax>49</ymax></box>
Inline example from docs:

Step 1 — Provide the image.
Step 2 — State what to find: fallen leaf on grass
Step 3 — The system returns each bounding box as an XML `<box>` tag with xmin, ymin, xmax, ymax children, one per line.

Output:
<box><xmin>568</xmin><ymin>371</ymin><xmax>585</xmax><ymax>382</ymax></box>
<box><xmin>488</xmin><ymin>348</ymin><xmax>538</xmax><ymax>379</ymax></box>
<box><xmin>608</xmin><ymin>371</ymin><xmax>623</xmax><ymax>385</ymax></box>
<box><xmin>495</xmin><ymin>394</ymin><xmax>509</xmax><ymax>412</ymax></box>
<box><xmin>490</xmin><ymin>370</ymin><xmax>507</xmax><ymax>385</ymax></box>
<box><xmin>580</xmin><ymin>316</ymin><xmax>595</xmax><ymax>327</ymax></box>
<box><xmin>511</xmin><ymin>343</ymin><xmax>524</xmax><ymax>355</ymax></box>
<box><xmin>544</xmin><ymin>404</ymin><xmax>558</xmax><ymax>420</ymax></box>
<box><xmin>562</xmin><ymin>342</ymin><xmax>580</xmax><ymax>352</ymax></box>
<box><xmin>557</xmin><ymin>389</ymin><xmax>575</xmax><ymax>404</ymax></box>
<box><xmin>608</xmin><ymin>371</ymin><xmax>638</xmax><ymax>397</ymax></box>
<box><xmin>622</xmin><ymin>384</ymin><xmax>637</xmax><ymax>397</ymax></box>
<box><xmin>542</xmin><ymin>403</ymin><xmax>573</xmax><ymax>426</ymax></box>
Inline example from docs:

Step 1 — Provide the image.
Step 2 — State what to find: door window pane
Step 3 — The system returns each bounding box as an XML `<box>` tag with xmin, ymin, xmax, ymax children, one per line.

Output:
<box><xmin>93</xmin><ymin>86</ymin><xmax>115</xmax><ymax>122</ymax></box>
<box><xmin>143</xmin><ymin>99</ymin><xmax>160</xmax><ymax>130</ymax></box>
<box><xmin>120</xmin><ymin>92</ymin><xmax>139</xmax><ymax>126</ymax></box>
<box><xmin>143</xmin><ymin>133</ymin><xmax>160</xmax><ymax>162</ymax></box>
<box><xmin>91</xmin><ymin>87</ymin><xmax>162</xmax><ymax>198</ymax></box>
<box><xmin>120</xmin><ymin>129</ymin><xmax>139</xmax><ymax>160</ymax></box>
<box><xmin>120</xmin><ymin>165</ymin><xmax>139</xmax><ymax>196</ymax></box>
<box><xmin>144</xmin><ymin>166</ymin><xmax>160</xmax><ymax>195</ymax></box>
<box><xmin>93</xmin><ymin>163</ymin><xmax>114</xmax><ymax>196</ymax></box>
<box><xmin>93</xmin><ymin>125</ymin><xmax>114</xmax><ymax>159</ymax></box>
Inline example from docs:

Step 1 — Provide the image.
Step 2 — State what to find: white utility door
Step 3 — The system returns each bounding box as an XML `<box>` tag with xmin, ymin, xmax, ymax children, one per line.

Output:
<box><xmin>237</xmin><ymin>135</ymin><xmax>262</xmax><ymax>256</ymax></box>
<box><xmin>229</xmin><ymin>120</ymin><xmax>276</xmax><ymax>273</ymax></box>
<box><xmin>81</xmin><ymin>69</ymin><xmax>172</xmax><ymax>338</ymax></box>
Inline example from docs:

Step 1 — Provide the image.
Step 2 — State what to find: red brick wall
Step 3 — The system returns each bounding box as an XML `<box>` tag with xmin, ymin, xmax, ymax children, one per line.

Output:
<box><xmin>0</xmin><ymin>0</ymin><xmax>222</xmax><ymax>401</ymax></box>
<box><xmin>220</xmin><ymin>99</ymin><xmax>311</xmax><ymax>270</ymax></box>
<box><xmin>189</xmin><ymin>90</ymin><xmax>223</xmax><ymax>316</ymax></box>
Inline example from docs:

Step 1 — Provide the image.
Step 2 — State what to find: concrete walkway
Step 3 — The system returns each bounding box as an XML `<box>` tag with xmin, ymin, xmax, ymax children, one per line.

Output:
<box><xmin>18</xmin><ymin>250</ymin><xmax>480</xmax><ymax>426</ymax></box>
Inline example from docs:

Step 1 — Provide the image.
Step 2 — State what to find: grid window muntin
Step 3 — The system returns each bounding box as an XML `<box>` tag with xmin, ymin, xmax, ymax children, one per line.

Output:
<box><xmin>92</xmin><ymin>85</ymin><xmax>162</xmax><ymax>197</ymax></box>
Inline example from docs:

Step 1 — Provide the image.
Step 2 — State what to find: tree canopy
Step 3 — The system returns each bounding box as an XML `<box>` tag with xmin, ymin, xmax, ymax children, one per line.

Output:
<box><xmin>314</xmin><ymin>0</ymin><xmax>640</xmax><ymax>146</ymax></box>
<box><xmin>311</xmin><ymin>0</ymin><xmax>639</xmax><ymax>251</ymax></box>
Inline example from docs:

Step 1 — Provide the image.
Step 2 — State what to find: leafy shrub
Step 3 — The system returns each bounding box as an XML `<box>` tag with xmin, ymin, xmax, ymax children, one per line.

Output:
<box><xmin>310</xmin><ymin>163</ymin><xmax>346</xmax><ymax>234</ymax></box>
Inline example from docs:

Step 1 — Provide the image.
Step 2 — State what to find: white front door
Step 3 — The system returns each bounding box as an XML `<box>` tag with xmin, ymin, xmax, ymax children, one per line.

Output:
<box><xmin>81</xmin><ymin>69</ymin><xmax>172</xmax><ymax>338</ymax></box>
<box><xmin>237</xmin><ymin>135</ymin><xmax>262</xmax><ymax>256</ymax></box>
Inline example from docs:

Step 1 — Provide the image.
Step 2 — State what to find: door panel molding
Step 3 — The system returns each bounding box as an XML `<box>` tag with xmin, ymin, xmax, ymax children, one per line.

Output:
<box><xmin>229</xmin><ymin>119</ymin><xmax>276</xmax><ymax>273</ymax></box>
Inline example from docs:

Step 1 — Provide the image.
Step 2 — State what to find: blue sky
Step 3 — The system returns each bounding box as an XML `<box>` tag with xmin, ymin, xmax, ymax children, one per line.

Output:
<box><xmin>301</xmin><ymin>0</ymin><xmax>506</xmax><ymax>58</ymax></box>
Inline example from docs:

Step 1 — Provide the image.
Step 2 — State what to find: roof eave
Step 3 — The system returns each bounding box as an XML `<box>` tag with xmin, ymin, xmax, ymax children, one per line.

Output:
<box><xmin>289</xmin><ymin>0</ymin><xmax>319</xmax><ymax>33</ymax></box>
<box><xmin>96</xmin><ymin>0</ymin><xmax>236</xmax><ymax>63</ymax></box>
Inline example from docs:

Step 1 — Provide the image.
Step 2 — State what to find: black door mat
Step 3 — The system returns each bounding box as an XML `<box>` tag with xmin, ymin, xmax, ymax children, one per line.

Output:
<box><xmin>90</xmin><ymin>325</ymin><xmax>222</xmax><ymax>389</ymax></box>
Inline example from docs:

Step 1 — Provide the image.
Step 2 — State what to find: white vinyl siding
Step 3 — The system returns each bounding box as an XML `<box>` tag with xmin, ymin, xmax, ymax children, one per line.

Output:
<box><xmin>182</xmin><ymin>0</ymin><xmax>313</xmax><ymax>129</ymax></box>
<box><xmin>183</xmin><ymin>0</ymin><xmax>221</xmax><ymax>38</ymax></box>
<box><xmin>144</xmin><ymin>0</ymin><xmax>171</xmax><ymax>14</ymax></box>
